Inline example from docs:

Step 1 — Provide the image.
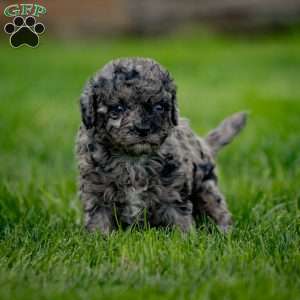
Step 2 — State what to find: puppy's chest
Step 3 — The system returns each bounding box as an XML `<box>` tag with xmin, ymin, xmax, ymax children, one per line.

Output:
<box><xmin>123</xmin><ymin>161</ymin><xmax>150</xmax><ymax>193</ymax></box>
<box><xmin>107</xmin><ymin>156</ymin><xmax>189</xmax><ymax>203</ymax></box>
<box><xmin>116</xmin><ymin>159</ymin><xmax>158</xmax><ymax>193</ymax></box>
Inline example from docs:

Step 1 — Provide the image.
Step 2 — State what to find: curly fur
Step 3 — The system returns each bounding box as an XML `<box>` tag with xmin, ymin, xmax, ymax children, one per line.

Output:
<box><xmin>76</xmin><ymin>57</ymin><xmax>247</xmax><ymax>234</ymax></box>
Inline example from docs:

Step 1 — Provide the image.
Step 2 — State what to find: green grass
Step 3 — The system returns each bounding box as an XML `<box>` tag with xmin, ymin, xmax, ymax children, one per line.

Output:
<box><xmin>0</xmin><ymin>31</ymin><xmax>300</xmax><ymax>300</ymax></box>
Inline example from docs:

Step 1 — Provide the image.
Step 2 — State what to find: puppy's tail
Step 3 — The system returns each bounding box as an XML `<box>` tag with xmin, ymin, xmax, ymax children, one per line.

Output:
<box><xmin>205</xmin><ymin>112</ymin><xmax>248</xmax><ymax>156</ymax></box>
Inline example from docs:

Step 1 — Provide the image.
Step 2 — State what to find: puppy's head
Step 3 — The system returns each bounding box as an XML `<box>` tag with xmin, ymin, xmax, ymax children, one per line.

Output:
<box><xmin>80</xmin><ymin>58</ymin><xmax>178</xmax><ymax>154</ymax></box>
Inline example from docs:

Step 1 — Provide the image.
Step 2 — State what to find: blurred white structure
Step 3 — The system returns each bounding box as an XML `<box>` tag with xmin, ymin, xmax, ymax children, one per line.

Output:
<box><xmin>1</xmin><ymin>0</ymin><xmax>300</xmax><ymax>37</ymax></box>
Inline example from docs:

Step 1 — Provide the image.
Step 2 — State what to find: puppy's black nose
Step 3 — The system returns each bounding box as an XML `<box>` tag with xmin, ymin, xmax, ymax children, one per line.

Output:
<box><xmin>134</xmin><ymin>124</ymin><xmax>150</xmax><ymax>137</ymax></box>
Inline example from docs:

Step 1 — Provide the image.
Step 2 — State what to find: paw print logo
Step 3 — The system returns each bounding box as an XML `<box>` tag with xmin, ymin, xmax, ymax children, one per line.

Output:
<box><xmin>4</xmin><ymin>16</ymin><xmax>45</xmax><ymax>48</ymax></box>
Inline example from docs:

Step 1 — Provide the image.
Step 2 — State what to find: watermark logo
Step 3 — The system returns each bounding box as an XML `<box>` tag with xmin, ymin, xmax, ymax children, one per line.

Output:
<box><xmin>3</xmin><ymin>4</ymin><xmax>47</xmax><ymax>48</ymax></box>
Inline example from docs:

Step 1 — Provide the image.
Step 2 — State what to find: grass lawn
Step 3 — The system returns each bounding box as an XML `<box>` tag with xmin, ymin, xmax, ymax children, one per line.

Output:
<box><xmin>0</xmin><ymin>31</ymin><xmax>300</xmax><ymax>300</ymax></box>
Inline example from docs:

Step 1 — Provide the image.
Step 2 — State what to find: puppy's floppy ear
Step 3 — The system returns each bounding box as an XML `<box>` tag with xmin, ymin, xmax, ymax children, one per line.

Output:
<box><xmin>163</xmin><ymin>72</ymin><xmax>178</xmax><ymax>126</ymax></box>
<box><xmin>80</xmin><ymin>79</ymin><xmax>98</xmax><ymax>129</ymax></box>
<box><xmin>171</xmin><ymin>93</ymin><xmax>179</xmax><ymax>126</ymax></box>
<box><xmin>205</xmin><ymin>112</ymin><xmax>247</xmax><ymax>156</ymax></box>
<box><xmin>80</xmin><ymin>77</ymin><xmax>110</xmax><ymax>129</ymax></box>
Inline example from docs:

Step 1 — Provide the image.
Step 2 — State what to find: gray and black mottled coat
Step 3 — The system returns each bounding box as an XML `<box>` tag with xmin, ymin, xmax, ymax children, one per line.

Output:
<box><xmin>76</xmin><ymin>58</ymin><xmax>247</xmax><ymax>234</ymax></box>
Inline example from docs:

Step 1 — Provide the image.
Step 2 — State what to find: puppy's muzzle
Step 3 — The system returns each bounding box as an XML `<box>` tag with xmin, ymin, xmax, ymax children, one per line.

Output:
<box><xmin>133</xmin><ymin>124</ymin><xmax>151</xmax><ymax>137</ymax></box>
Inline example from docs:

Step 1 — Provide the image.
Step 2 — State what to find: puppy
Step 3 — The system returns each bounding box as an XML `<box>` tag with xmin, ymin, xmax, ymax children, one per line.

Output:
<box><xmin>76</xmin><ymin>57</ymin><xmax>247</xmax><ymax>234</ymax></box>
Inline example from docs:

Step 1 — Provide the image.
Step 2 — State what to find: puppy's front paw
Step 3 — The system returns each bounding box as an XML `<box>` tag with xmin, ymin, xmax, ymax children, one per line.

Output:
<box><xmin>85</xmin><ymin>210</ymin><xmax>114</xmax><ymax>236</ymax></box>
<box><xmin>86</xmin><ymin>222</ymin><xmax>113</xmax><ymax>236</ymax></box>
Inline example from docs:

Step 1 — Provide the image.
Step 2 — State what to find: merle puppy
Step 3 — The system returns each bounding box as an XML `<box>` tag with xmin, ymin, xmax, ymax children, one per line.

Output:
<box><xmin>76</xmin><ymin>57</ymin><xmax>247</xmax><ymax>235</ymax></box>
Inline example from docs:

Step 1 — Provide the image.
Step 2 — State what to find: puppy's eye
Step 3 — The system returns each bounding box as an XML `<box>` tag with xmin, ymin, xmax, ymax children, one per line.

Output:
<box><xmin>110</xmin><ymin>104</ymin><xmax>126</xmax><ymax>119</ymax></box>
<box><xmin>153</xmin><ymin>104</ymin><xmax>164</xmax><ymax>113</ymax></box>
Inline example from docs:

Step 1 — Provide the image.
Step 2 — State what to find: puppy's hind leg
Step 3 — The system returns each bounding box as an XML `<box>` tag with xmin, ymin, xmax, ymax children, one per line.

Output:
<box><xmin>194</xmin><ymin>181</ymin><xmax>232</xmax><ymax>233</ymax></box>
